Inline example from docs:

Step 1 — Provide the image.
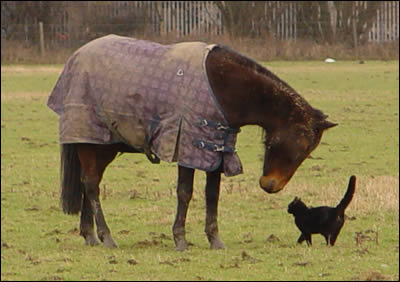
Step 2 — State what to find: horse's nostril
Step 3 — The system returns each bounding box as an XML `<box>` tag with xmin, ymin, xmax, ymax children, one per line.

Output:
<box><xmin>259</xmin><ymin>177</ymin><xmax>277</xmax><ymax>193</ymax></box>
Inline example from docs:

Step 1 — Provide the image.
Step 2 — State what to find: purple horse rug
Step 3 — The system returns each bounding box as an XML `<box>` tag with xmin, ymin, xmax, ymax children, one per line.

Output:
<box><xmin>47</xmin><ymin>35</ymin><xmax>243</xmax><ymax>176</ymax></box>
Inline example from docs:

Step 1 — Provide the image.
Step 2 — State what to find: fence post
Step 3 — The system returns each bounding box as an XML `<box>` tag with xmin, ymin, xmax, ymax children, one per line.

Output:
<box><xmin>352</xmin><ymin>17</ymin><xmax>358</xmax><ymax>48</ymax></box>
<box><xmin>39</xmin><ymin>22</ymin><xmax>45</xmax><ymax>57</ymax></box>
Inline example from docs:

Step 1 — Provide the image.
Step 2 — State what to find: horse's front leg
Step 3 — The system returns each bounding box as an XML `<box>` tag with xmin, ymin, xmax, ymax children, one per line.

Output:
<box><xmin>205</xmin><ymin>170</ymin><xmax>225</xmax><ymax>249</ymax></box>
<box><xmin>172</xmin><ymin>166</ymin><xmax>194</xmax><ymax>251</ymax></box>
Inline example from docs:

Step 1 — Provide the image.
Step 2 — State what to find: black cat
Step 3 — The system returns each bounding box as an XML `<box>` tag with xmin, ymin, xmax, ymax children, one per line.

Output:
<box><xmin>287</xmin><ymin>175</ymin><xmax>356</xmax><ymax>246</ymax></box>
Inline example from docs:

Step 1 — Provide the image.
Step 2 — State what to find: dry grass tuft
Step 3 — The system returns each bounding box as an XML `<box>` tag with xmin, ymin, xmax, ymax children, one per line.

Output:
<box><xmin>2</xmin><ymin>36</ymin><xmax>398</xmax><ymax>64</ymax></box>
<box><xmin>1</xmin><ymin>65</ymin><xmax>62</xmax><ymax>74</ymax></box>
<box><xmin>286</xmin><ymin>175</ymin><xmax>399</xmax><ymax>216</ymax></box>
<box><xmin>1</xmin><ymin>92</ymin><xmax>50</xmax><ymax>101</ymax></box>
<box><xmin>352</xmin><ymin>175</ymin><xmax>399</xmax><ymax>214</ymax></box>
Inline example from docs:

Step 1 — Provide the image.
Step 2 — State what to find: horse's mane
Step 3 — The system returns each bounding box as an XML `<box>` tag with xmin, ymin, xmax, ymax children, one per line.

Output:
<box><xmin>212</xmin><ymin>45</ymin><xmax>325</xmax><ymax>138</ymax></box>
<box><xmin>214</xmin><ymin>44</ymin><xmax>299</xmax><ymax>96</ymax></box>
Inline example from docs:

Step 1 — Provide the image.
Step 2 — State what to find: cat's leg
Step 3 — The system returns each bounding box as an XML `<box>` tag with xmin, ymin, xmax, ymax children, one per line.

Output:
<box><xmin>329</xmin><ymin>230</ymin><xmax>341</xmax><ymax>246</ymax></box>
<box><xmin>305</xmin><ymin>234</ymin><xmax>312</xmax><ymax>246</ymax></box>
<box><xmin>328</xmin><ymin>221</ymin><xmax>344</xmax><ymax>246</ymax></box>
<box><xmin>323</xmin><ymin>233</ymin><xmax>331</xmax><ymax>246</ymax></box>
<box><xmin>297</xmin><ymin>234</ymin><xmax>306</xmax><ymax>244</ymax></box>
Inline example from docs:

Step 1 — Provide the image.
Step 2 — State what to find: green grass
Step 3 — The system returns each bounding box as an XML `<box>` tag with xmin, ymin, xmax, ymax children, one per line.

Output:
<box><xmin>1</xmin><ymin>61</ymin><xmax>399</xmax><ymax>281</ymax></box>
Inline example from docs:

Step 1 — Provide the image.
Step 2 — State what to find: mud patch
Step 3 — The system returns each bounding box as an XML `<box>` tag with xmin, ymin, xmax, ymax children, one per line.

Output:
<box><xmin>220</xmin><ymin>250</ymin><xmax>262</xmax><ymax>269</ymax></box>
<box><xmin>354</xmin><ymin>229</ymin><xmax>379</xmax><ymax>247</ymax></box>
<box><xmin>135</xmin><ymin>232</ymin><xmax>172</xmax><ymax>248</ymax></box>
<box><xmin>360</xmin><ymin>270</ymin><xmax>391</xmax><ymax>281</ymax></box>
<box><xmin>264</xmin><ymin>234</ymin><xmax>281</xmax><ymax>243</ymax></box>
<box><xmin>293</xmin><ymin>261</ymin><xmax>311</xmax><ymax>267</ymax></box>
<box><xmin>159</xmin><ymin>257</ymin><xmax>191</xmax><ymax>267</ymax></box>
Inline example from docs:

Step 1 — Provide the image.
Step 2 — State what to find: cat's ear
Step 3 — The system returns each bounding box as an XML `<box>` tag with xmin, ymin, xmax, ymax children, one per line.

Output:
<box><xmin>294</xmin><ymin>197</ymin><xmax>301</xmax><ymax>201</ymax></box>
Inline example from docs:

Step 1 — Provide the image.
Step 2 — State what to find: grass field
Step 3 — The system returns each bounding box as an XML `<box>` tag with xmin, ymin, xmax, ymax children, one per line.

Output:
<box><xmin>1</xmin><ymin>61</ymin><xmax>399</xmax><ymax>281</ymax></box>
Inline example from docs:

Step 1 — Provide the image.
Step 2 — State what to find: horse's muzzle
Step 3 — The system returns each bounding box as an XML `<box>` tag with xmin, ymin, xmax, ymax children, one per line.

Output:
<box><xmin>259</xmin><ymin>176</ymin><xmax>286</xmax><ymax>193</ymax></box>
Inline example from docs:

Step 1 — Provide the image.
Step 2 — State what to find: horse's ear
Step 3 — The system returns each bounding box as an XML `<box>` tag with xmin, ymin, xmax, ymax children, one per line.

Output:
<box><xmin>313</xmin><ymin>109</ymin><xmax>328</xmax><ymax>120</ymax></box>
<box><xmin>318</xmin><ymin>120</ymin><xmax>338</xmax><ymax>131</ymax></box>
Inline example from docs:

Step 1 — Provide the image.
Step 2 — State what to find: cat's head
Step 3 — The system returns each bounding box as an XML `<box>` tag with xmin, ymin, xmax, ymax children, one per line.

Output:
<box><xmin>287</xmin><ymin>197</ymin><xmax>307</xmax><ymax>214</ymax></box>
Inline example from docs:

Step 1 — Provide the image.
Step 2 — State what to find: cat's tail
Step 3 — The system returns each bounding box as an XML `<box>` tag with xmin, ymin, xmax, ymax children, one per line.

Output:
<box><xmin>335</xmin><ymin>175</ymin><xmax>356</xmax><ymax>215</ymax></box>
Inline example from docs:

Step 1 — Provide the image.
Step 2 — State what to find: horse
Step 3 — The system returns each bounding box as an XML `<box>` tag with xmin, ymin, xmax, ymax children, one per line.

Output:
<box><xmin>48</xmin><ymin>35</ymin><xmax>337</xmax><ymax>251</ymax></box>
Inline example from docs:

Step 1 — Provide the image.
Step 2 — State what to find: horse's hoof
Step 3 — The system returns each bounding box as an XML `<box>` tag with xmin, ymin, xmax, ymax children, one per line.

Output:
<box><xmin>175</xmin><ymin>240</ymin><xmax>189</xmax><ymax>252</ymax></box>
<box><xmin>85</xmin><ymin>238</ymin><xmax>100</xmax><ymax>246</ymax></box>
<box><xmin>210</xmin><ymin>238</ymin><xmax>225</xmax><ymax>250</ymax></box>
<box><xmin>84</xmin><ymin>234</ymin><xmax>100</xmax><ymax>246</ymax></box>
<box><xmin>102</xmin><ymin>237</ymin><xmax>118</xmax><ymax>248</ymax></box>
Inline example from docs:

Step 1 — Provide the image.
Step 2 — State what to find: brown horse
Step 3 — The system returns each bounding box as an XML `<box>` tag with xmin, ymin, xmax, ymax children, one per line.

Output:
<box><xmin>50</xmin><ymin>37</ymin><xmax>337</xmax><ymax>251</ymax></box>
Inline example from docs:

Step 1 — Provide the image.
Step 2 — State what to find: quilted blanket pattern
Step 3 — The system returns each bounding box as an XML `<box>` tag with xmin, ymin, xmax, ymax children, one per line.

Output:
<box><xmin>47</xmin><ymin>35</ymin><xmax>242</xmax><ymax>176</ymax></box>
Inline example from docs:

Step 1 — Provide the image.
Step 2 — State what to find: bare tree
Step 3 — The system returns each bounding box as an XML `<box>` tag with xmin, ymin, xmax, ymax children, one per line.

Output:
<box><xmin>214</xmin><ymin>1</ymin><xmax>253</xmax><ymax>37</ymax></box>
<box><xmin>2</xmin><ymin>1</ymin><xmax>50</xmax><ymax>43</ymax></box>
<box><xmin>296</xmin><ymin>1</ymin><xmax>382</xmax><ymax>46</ymax></box>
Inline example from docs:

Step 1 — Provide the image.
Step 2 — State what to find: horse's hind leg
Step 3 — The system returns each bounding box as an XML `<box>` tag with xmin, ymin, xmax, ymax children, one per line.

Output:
<box><xmin>172</xmin><ymin>166</ymin><xmax>194</xmax><ymax>251</ymax></box>
<box><xmin>80</xmin><ymin>193</ymin><xmax>99</xmax><ymax>246</ymax></box>
<box><xmin>205</xmin><ymin>170</ymin><xmax>225</xmax><ymax>249</ymax></box>
<box><xmin>77</xmin><ymin>144</ymin><xmax>118</xmax><ymax>248</ymax></box>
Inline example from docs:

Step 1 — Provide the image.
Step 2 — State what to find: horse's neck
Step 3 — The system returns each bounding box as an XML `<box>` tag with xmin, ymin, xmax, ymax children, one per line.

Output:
<box><xmin>206</xmin><ymin>51</ymin><xmax>307</xmax><ymax>130</ymax></box>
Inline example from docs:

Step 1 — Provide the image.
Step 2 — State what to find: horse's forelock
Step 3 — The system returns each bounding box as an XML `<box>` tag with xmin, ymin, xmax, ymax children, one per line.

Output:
<box><xmin>312</xmin><ymin>108</ymin><xmax>328</xmax><ymax>121</ymax></box>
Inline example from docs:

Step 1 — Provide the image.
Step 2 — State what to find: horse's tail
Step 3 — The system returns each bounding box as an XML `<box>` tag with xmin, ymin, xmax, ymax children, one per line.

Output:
<box><xmin>60</xmin><ymin>144</ymin><xmax>83</xmax><ymax>215</ymax></box>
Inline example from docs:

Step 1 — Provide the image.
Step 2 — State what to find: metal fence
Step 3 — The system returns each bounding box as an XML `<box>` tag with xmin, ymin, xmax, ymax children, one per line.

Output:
<box><xmin>1</xmin><ymin>1</ymin><xmax>399</xmax><ymax>49</ymax></box>
<box><xmin>368</xmin><ymin>1</ymin><xmax>399</xmax><ymax>42</ymax></box>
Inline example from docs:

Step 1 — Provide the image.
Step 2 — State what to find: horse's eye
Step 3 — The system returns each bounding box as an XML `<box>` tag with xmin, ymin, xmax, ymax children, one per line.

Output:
<box><xmin>313</xmin><ymin>127</ymin><xmax>321</xmax><ymax>135</ymax></box>
<box><xmin>263</xmin><ymin>138</ymin><xmax>272</xmax><ymax>149</ymax></box>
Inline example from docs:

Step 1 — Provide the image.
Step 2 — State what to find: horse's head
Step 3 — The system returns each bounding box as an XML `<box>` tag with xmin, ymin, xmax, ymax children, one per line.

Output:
<box><xmin>259</xmin><ymin>112</ymin><xmax>337</xmax><ymax>193</ymax></box>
